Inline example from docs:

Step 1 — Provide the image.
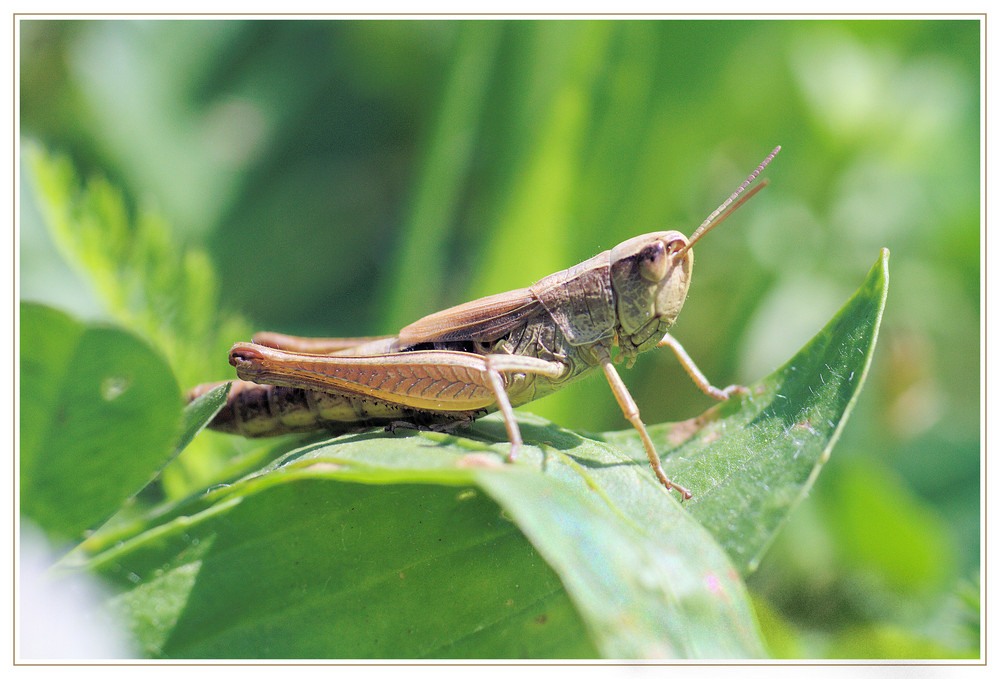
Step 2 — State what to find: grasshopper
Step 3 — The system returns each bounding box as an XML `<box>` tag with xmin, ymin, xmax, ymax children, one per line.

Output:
<box><xmin>188</xmin><ymin>147</ymin><xmax>780</xmax><ymax>500</ymax></box>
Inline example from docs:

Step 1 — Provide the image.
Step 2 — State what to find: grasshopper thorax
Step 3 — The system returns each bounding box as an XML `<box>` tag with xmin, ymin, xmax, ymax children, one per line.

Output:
<box><xmin>609</xmin><ymin>231</ymin><xmax>693</xmax><ymax>349</ymax></box>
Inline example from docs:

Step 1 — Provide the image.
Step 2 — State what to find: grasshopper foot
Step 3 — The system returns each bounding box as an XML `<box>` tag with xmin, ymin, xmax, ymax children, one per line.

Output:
<box><xmin>719</xmin><ymin>384</ymin><xmax>749</xmax><ymax>400</ymax></box>
<box><xmin>385</xmin><ymin>417</ymin><xmax>473</xmax><ymax>436</ymax></box>
<box><xmin>385</xmin><ymin>420</ymin><xmax>420</xmax><ymax>435</ymax></box>
<box><xmin>673</xmin><ymin>482</ymin><xmax>694</xmax><ymax>502</ymax></box>
<box><xmin>651</xmin><ymin>466</ymin><xmax>693</xmax><ymax>501</ymax></box>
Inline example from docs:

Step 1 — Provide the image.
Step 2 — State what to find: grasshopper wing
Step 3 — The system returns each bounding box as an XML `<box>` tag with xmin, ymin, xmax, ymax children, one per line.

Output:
<box><xmin>398</xmin><ymin>288</ymin><xmax>542</xmax><ymax>344</ymax></box>
<box><xmin>251</xmin><ymin>332</ymin><xmax>396</xmax><ymax>355</ymax></box>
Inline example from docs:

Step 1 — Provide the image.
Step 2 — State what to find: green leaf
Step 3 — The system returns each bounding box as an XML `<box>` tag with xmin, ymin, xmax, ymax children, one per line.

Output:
<box><xmin>77</xmin><ymin>250</ymin><xmax>886</xmax><ymax>659</ymax></box>
<box><xmin>20</xmin><ymin>302</ymin><xmax>183</xmax><ymax>542</ymax></box>
<box><xmin>602</xmin><ymin>248</ymin><xmax>890</xmax><ymax>574</ymax></box>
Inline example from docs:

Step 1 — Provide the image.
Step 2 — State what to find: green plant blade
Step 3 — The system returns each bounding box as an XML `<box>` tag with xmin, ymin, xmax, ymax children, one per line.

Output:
<box><xmin>172</xmin><ymin>382</ymin><xmax>231</xmax><ymax>459</ymax></box>
<box><xmin>602</xmin><ymin>248</ymin><xmax>890</xmax><ymax>573</ymax></box>
<box><xmin>20</xmin><ymin>302</ymin><xmax>183</xmax><ymax>542</ymax></box>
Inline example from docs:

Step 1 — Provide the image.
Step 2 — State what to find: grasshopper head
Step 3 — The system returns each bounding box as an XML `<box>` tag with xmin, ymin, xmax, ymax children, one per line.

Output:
<box><xmin>609</xmin><ymin>231</ymin><xmax>693</xmax><ymax>344</ymax></box>
<box><xmin>608</xmin><ymin>146</ymin><xmax>779</xmax><ymax>358</ymax></box>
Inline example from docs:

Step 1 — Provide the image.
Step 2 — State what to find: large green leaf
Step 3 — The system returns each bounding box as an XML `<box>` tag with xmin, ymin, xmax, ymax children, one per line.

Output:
<box><xmin>76</xmin><ymin>249</ymin><xmax>887</xmax><ymax>659</ymax></box>
<box><xmin>20</xmin><ymin>302</ymin><xmax>183</xmax><ymax>541</ymax></box>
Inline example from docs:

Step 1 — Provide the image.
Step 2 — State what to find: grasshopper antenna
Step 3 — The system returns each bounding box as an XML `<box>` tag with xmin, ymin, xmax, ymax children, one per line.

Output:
<box><xmin>676</xmin><ymin>145</ymin><xmax>780</xmax><ymax>258</ymax></box>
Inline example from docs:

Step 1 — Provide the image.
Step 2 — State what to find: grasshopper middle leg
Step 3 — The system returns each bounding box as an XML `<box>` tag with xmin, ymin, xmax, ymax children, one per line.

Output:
<box><xmin>593</xmin><ymin>345</ymin><xmax>693</xmax><ymax>500</ymax></box>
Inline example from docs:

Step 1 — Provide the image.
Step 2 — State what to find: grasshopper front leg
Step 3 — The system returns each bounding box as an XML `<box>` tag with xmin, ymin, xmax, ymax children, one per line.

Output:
<box><xmin>658</xmin><ymin>333</ymin><xmax>748</xmax><ymax>401</ymax></box>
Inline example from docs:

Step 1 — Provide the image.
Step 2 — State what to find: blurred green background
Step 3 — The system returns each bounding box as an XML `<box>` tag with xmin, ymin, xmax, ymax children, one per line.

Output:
<box><xmin>19</xmin><ymin>19</ymin><xmax>980</xmax><ymax>658</ymax></box>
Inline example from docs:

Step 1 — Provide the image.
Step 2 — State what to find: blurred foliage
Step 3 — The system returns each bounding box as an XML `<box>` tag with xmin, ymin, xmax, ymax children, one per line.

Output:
<box><xmin>23</xmin><ymin>143</ymin><xmax>261</xmax><ymax>495</ymax></box>
<box><xmin>19</xmin><ymin>19</ymin><xmax>979</xmax><ymax>659</ymax></box>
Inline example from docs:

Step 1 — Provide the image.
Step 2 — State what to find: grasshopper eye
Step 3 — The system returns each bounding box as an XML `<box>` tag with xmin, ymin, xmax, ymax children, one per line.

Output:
<box><xmin>638</xmin><ymin>240</ymin><xmax>669</xmax><ymax>282</ymax></box>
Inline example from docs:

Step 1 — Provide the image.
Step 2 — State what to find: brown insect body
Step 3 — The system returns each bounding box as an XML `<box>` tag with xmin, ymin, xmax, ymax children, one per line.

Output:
<box><xmin>189</xmin><ymin>148</ymin><xmax>780</xmax><ymax>499</ymax></box>
<box><xmin>196</xmin><ymin>229</ymin><xmax>690</xmax><ymax>434</ymax></box>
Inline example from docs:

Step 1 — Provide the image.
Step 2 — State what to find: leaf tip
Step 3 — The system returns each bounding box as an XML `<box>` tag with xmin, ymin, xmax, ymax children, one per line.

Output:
<box><xmin>878</xmin><ymin>247</ymin><xmax>890</xmax><ymax>272</ymax></box>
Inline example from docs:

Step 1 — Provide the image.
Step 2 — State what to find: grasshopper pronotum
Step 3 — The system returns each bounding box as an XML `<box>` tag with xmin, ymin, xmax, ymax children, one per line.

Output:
<box><xmin>189</xmin><ymin>147</ymin><xmax>780</xmax><ymax>499</ymax></box>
